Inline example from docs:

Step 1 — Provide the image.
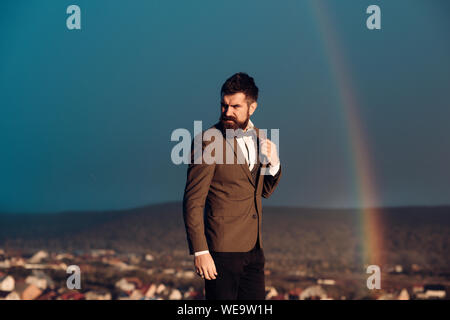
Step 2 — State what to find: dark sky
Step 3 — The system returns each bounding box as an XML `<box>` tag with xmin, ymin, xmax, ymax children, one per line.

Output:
<box><xmin>1</xmin><ymin>0</ymin><xmax>449</xmax><ymax>213</ymax></box>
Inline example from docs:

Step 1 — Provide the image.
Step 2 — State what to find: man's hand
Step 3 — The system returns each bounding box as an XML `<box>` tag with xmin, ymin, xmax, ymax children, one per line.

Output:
<box><xmin>260</xmin><ymin>138</ymin><xmax>280</xmax><ymax>166</ymax></box>
<box><xmin>194</xmin><ymin>253</ymin><xmax>218</xmax><ymax>280</ymax></box>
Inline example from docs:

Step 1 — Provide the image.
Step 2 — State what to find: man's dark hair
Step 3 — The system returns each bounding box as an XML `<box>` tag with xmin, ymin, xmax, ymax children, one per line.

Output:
<box><xmin>221</xmin><ymin>72</ymin><xmax>259</xmax><ymax>104</ymax></box>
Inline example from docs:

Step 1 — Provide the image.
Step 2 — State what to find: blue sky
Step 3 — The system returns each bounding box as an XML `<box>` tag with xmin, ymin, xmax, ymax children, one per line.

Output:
<box><xmin>1</xmin><ymin>0</ymin><xmax>449</xmax><ymax>213</ymax></box>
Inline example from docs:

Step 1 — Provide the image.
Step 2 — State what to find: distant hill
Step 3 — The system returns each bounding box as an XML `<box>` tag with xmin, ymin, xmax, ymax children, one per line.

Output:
<box><xmin>0</xmin><ymin>202</ymin><xmax>449</xmax><ymax>274</ymax></box>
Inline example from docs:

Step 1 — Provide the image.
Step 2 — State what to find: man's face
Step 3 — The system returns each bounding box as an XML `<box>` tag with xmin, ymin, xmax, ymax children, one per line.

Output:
<box><xmin>220</xmin><ymin>92</ymin><xmax>257</xmax><ymax>131</ymax></box>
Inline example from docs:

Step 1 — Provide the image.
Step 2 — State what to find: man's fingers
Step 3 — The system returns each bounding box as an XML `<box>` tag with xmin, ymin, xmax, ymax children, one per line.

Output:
<box><xmin>210</xmin><ymin>261</ymin><xmax>218</xmax><ymax>279</ymax></box>
<box><xmin>201</xmin><ymin>265</ymin><xmax>217</xmax><ymax>280</ymax></box>
<box><xmin>195</xmin><ymin>254</ymin><xmax>218</xmax><ymax>280</ymax></box>
<box><xmin>206</xmin><ymin>266</ymin><xmax>216</xmax><ymax>280</ymax></box>
<box><xmin>261</xmin><ymin>140</ymin><xmax>273</xmax><ymax>152</ymax></box>
<box><xmin>261</xmin><ymin>140</ymin><xmax>278</xmax><ymax>159</ymax></box>
<box><xmin>260</xmin><ymin>141</ymin><xmax>267</xmax><ymax>154</ymax></box>
<box><xmin>209</xmin><ymin>269</ymin><xmax>216</xmax><ymax>280</ymax></box>
<box><xmin>203</xmin><ymin>268</ymin><xmax>211</xmax><ymax>280</ymax></box>
<box><xmin>201</xmin><ymin>266</ymin><xmax>211</xmax><ymax>280</ymax></box>
<box><xmin>208</xmin><ymin>266</ymin><xmax>216</xmax><ymax>280</ymax></box>
<box><xmin>260</xmin><ymin>139</ymin><xmax>267</xmax><ymax>149</ymax></box>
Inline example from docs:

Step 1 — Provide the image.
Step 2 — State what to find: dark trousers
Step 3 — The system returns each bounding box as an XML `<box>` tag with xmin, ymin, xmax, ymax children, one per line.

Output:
<box><xmin>205</xmin><ymin>241</ymin><xmax>265</xmax><ymax>300</ymax></box>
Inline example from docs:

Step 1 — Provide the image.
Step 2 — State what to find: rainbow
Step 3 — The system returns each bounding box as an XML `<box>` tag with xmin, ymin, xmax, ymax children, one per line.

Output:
<box><xmin>308</xmin><ymin>0</ymin><xmax>385</xmax><ymax>268</ymax></box>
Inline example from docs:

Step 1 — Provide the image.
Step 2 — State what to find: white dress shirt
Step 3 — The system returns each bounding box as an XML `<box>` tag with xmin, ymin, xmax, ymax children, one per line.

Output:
<box><xmin>195</xmin><ymin>119</ymin><xmax>280</xmax><ymax>257</ymax></box>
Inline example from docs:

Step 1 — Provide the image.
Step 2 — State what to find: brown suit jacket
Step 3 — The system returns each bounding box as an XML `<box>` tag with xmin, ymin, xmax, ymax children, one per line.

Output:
<box><xmin>182</xmin><ymin>122</ymin><xmax>282</xmax><ymax>254</ymax></box>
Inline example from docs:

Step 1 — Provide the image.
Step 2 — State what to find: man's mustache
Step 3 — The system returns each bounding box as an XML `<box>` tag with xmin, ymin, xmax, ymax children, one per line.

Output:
<box><xmin>221</xmin><ymin>116</ymin><xmax>237</xmax><ymax>122</ymax></box>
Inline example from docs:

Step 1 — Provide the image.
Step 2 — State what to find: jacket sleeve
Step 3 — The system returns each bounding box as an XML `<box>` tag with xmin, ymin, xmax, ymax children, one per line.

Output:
<box><xmin>262</xmin><ymin>164</ymin><xmax>282</xmax><ymax>199</ymax></box>
<box><xmin>182</xmin><ymin>136</ymin><xmax>216</xmax><ymax>255</ymax></box>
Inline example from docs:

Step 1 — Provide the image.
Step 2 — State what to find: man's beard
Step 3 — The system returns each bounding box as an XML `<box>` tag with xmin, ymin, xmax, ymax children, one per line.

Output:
<box><xmin>219</xmin><ymin>111</ymin><xmax>250</xmax><ymax>131</ymax></box>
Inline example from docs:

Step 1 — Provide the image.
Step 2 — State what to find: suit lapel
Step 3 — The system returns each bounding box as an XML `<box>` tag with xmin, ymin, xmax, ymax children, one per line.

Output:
<box><xmin>216</xmin><ymin>122</ymin><xmax>267</xmax><ymax>188</ymax></box>
<box><xmin>225</xmin><ymin>134</ymin><xmax>256</xmax><ymax>187</ymax></box>
<box><xmin>215</xmin><ymin>123</ymin><xmax>252</xmax><ymax>187</ymax></box>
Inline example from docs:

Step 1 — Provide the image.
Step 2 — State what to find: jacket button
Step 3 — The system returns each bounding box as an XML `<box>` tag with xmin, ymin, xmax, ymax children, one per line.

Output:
<box><xmin>252</xmin><ymin>214</ymin><xmax>257</xmax><ymax>219</ymax></box>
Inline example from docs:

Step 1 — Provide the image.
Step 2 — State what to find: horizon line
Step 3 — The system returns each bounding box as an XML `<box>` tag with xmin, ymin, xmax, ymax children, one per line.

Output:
<box><xmin>1</xmin><ymin>200</ymin><xmax>450</xmax><ymax>215</ymax></box>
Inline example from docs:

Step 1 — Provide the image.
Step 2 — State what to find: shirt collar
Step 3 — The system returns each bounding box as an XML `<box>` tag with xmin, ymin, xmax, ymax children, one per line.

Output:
<box><xmin>245</xmin><ymin>119</ymin><xmax>255</xmax><ymax>132</ymax></box>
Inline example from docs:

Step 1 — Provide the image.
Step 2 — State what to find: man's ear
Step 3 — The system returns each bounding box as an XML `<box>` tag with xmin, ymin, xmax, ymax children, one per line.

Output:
<box><xmin>248</xmin><ymin>101</ymin><xmax>257</xmax><ymax>116</ymax></box>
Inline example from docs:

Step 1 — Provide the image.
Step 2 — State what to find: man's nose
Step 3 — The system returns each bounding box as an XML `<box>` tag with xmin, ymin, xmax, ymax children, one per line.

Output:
<box><xmin>224</xmin><ymin>107</ymin><xmax>234</xmax><ymax>117</ymax></box>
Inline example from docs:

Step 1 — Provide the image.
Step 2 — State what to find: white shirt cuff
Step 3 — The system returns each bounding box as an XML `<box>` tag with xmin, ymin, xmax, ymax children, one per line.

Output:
<box><xmin>194</xmin><ymin>250</ymin><xmax>209</xmax><ymax>256</ymax></box>
<box><xmin>268</xmin><ymin>162</ymin><xmax>280</xmax><ymax>176</ymax></box>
